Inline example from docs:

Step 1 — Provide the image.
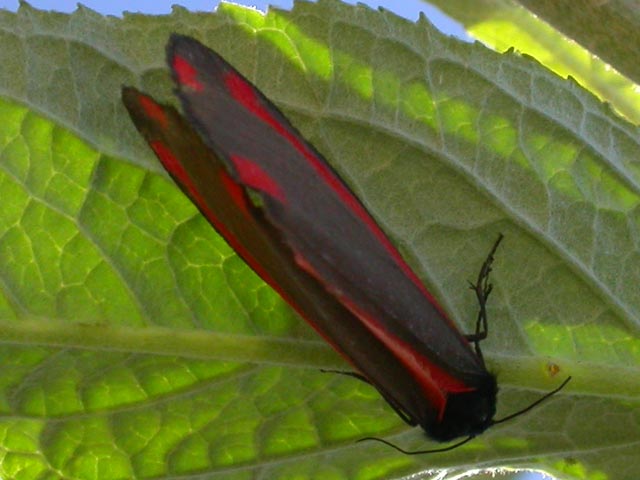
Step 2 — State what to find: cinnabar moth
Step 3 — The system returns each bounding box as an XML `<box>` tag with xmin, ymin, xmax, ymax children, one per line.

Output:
<box><xmin>122</xmin><ymin>34</ymin><xmax>569</xmax><ymax>452</ymax></box>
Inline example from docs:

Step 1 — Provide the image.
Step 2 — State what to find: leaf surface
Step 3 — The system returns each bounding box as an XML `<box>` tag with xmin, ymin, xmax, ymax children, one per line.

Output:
<box><xmin>0</xmin><ymin>1</ymin><xmax>639</xmax><ymax>479</ymax></box>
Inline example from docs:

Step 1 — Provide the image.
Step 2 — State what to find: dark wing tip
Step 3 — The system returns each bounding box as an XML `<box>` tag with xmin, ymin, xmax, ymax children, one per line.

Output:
<box><xmin>121</xmin><ymin>86</ymin><xmax>142</xmax><ymax>117</ymax></box>
<box><xmin>166</xmin><ymin>33</ymin><xmax>230</xmax><ymax>76</ymax></box>
<box><xmin>167</xmin><ymin>33</ymin><xmax>196</xmax><ymax>54</ymax></box>
<box><xmin>166</xmin><ymin>33</ymin><xmax>211</xmax><ymax>64</ymax></box>
<box><xmin>121</xmin><ymin>86</ymin><xmax>156</xmax><ymax>118</ymax></box>
<box><xmin>121</xmin><ymin>85</ymin><xmax>141</xmax><ymax>104</ymax></box>
<box><xmin>121</xmin><ymin>87</ymin><xmax>175</xmax><ymax>136</ymax></box>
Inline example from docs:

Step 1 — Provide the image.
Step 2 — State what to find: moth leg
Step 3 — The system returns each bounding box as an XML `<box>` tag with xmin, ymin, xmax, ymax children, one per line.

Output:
<box><xmin>385</xmin><ymin>402</ymin><xmax>418</xmax><ymax>426</ymax></box>
<box><xmin>320</xmin><ymin>369</ymin><xmax>370</xmax><ymax>384</ymax></box>
<box><xmin>465</xmin><ymin>233</ymin><xmax>504</xmax><ymax>364</ymax></box>
<box><xmin>377</xmin><ymin>389</ymin><xmax>419</xmax><ymax>426</ymax></box>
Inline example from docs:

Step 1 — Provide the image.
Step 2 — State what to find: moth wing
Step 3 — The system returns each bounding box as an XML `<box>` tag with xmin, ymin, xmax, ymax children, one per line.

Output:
<box><xmin>166</xmin><ymin>35</ymin><xmax>486</xmax><ymax>388</ymax></box>
<box><xmin>121</xmin><ymin>86</ymin><xmax>437</xmax><ymax>423</ymax></box>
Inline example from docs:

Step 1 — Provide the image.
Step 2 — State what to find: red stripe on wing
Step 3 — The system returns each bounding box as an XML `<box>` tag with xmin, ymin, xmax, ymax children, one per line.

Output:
<box><xmin>230</xmin><ymin>154</ymin><xmax>286</xmax><ymax>203</ymax></box>
<box><xmin>173</xmin><ymin>55</ymin><xmax>204</xmax><ymax>92</ymax></box>
<box><xmin>139</xmin><ymin>95</ymin><xmax>169</xmax><ymax>129</ymax></box>
<box><xmin>221</xmin><ymin>68</ymin><xmax>450</xmax><ymax>321</ymax></box>
<box><xmin>291</xmin><ymin>248</ymin><xmax>474</xmax><ymax>421</ymax></box>
<box><xmin>147</xmin><ymin>126</ymin><xmax>283</xmax><ymax>304</ymax></box>
<box><xmin>355</xmin><ymin>310</ymin><xmax>475</xmax><ymax>422</ymax></box>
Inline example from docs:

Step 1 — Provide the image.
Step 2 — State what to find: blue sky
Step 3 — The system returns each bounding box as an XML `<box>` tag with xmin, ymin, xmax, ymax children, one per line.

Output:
<box><xmin>0</xmin><ymin>0</ymin><xmax>472</xmax><ymax>40</ymax></box>
<box><xmin>0</xmin><ymin>2</ymin><xmax>549</xmax><ymax>480</ymax></box>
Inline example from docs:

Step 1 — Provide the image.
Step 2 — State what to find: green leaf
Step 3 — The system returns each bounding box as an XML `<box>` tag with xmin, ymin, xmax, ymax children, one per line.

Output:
<box><xmin>426</xmin><ymin>0</ymin><xmax>640</xmax><ymax>124</ymax></box>
<box><xmin>0</xmin><ymin>1</ymin><xmax>639</xmax><ymax>479</ymax></box>
<box><xmin>515</xmin><ymin>0</ymin><xmax>640</xmax><ymax>86</ymax></box>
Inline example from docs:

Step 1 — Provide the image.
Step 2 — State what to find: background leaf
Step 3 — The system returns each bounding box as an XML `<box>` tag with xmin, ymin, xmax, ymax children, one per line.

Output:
<box><xmin>0</xmin><ymin>0</ymin><xmax>639</xmax><ymax>479</ymax></box>
<box><xmin>426</xmin><ymin>0</ymin><xmax>640</xmax><ymax>123</ymax></box>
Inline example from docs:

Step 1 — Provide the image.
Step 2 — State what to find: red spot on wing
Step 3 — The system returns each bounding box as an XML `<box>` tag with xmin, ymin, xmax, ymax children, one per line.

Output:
<box><xmin>224</xmin><ymin>70</ymin><xmax>275</xmax><ymax>126</ymax></box>
<box><xmin>222</xmin><ymin>70</ymin><xmax>451</xmax><ymax>323</ymax></box>
<box><xmin>219</xmin><ymin>169</ymin><xmax>251</xmax><ymax>217</ymax></box>
<box><xmin>230</xmin><ymin>154</ymin><xmax>286</xmax><ymax>203</ymax></box>
<box><xmin>139</xmin><ymin>95</ymin><xmax>169</xmax><ymax>130</ymax></box>
<box><xmin>173</xmin><ymin>54</ymin><xmax>204</xmax><ymax>92</ymax></box>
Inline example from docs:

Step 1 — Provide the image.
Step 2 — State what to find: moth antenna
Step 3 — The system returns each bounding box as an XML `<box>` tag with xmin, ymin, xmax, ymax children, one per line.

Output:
<box><xmin>357</xmin><ymin>435</ymin><xmax>474</xmax><ymax>455</ymax></box>
<box><xmin>492</xmin><ymin>376</ymin><xmax>572</xmax><ymax>425</ymax></box>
